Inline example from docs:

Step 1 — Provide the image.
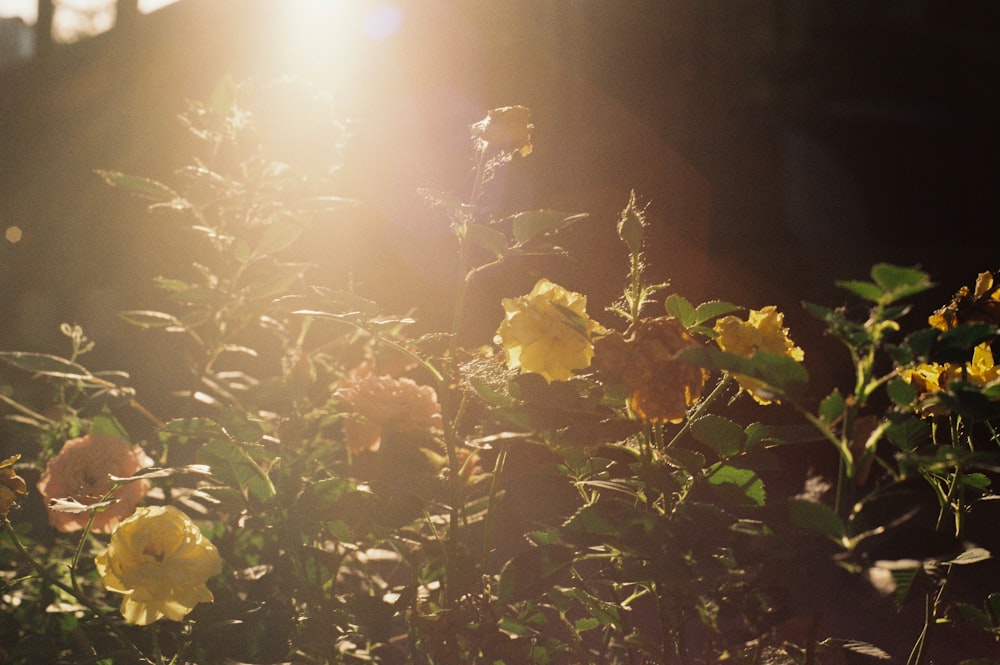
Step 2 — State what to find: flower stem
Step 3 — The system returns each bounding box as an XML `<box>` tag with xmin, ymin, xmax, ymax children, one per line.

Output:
<box><xmin>1</xmin><ymin>518</ymin><xmax>152</xmax><ymax>663</ymax></box>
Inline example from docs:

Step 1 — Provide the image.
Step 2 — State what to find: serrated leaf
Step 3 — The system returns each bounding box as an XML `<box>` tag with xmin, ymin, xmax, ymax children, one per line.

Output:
<box><xmin>664</xmin><ymin>294</ymin><xmax>696</xmax><ymax>328</ymax></box>
<box><xmin>871</xmin><ymin>263</ymin><xmax>932</xmax><ymax>296</ymax></box>
<box><xmin>466</xmin><ymin>222</ymin><xmax>509</xmax><ymax>259</ymax></box>
<box><xmin>692</xmin><ymin>300</ymin><xmax>738</xmax><ymax>326</ymax></box>
<box><xmin>196</xmin><ymin>439</ymin><xmax>275</xmax><ymax>504</ymax></box>
<box><xmin>690</xmin><ymin>414</ymin><xmax>745</xmax><ymax>459</ymax></box>
<box><xmin>707</xmin><ymin>464</ymin><xmax>765</xmax><ymax>506</ymax></box>
<box><xmin>819</xmin><ymin>389</ymin><xmax>846</xmax><ymax>425</ymax></box>
<box><xmin>680</xmin><ymin>346</ymin><xmax>808</xmax><ymax>399</ymax></box>
<box><xmin>835</xmin><ymin>280</ymin><xmax>884</xmax><ymax>303</ymax></box>
<box><xmin>511</xmin><ymin>210</ymin><xmax>587</xmax><ymax>246</ymax></box>
<box><xmin>788</xmin><ymin>498</ymin><xmax>845</xmax><ymax>538</ymax></box>
<box><xmin>886</xmin><ymin>376</ymin><xmax>917</xmax><ymax>407</ymax></box>
<box><xmin>884</xmin><ymin>416</ymin><xmax>929</xmax><ymax>451</ymax></box>
<box><xmin>496</xmin><ymin>544</ymin><xmax>576</xmax><ymax>604</ymax></box>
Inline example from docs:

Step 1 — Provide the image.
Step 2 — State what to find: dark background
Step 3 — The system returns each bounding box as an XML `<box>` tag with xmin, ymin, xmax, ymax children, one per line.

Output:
<box><xmin>1</xmin><ymin>0</ymin><xmax>998</xmax><ymax>405</ymax></box>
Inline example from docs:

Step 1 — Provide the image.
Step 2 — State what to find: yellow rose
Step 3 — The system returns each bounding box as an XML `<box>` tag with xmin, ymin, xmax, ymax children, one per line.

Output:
<box><xmin>495</xmin><ymin>278</ymin><xmax>604</xmax><ymax>383</ymax></box>
<box><xmin>95</xmin><ymin>505</ymin><xmax>222</xmax><ymax>625</ymax></box>
<box><xmin>713</xmin><ymin>306</ymin><xmax>804</xmax><ymax>404</ymax></box>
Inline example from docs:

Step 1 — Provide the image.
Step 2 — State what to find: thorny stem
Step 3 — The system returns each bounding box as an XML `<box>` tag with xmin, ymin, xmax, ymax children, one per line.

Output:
<box><xmin>665</xmin><ymin>374</ymin><xmax>732</xmax><ymax>449</ymax></box>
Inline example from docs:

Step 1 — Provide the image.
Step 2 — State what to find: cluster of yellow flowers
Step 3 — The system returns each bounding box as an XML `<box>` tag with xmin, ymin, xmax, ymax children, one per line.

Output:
<box><xmin>902</xmin><ymin>271</ymin><xmax>1000</xmax><ymax>412</ymax></box>
<box><xmin>494</xmin><ymin>278</ymin><xmax>804</xmax><ymax>418</ymax></box>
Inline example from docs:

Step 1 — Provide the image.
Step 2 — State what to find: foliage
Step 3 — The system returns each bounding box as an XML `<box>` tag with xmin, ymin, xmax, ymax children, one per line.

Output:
<box><xmin>1</xmin><ymin>77</ymin><xmax>1000</xmax><ymax>665</ymax></box>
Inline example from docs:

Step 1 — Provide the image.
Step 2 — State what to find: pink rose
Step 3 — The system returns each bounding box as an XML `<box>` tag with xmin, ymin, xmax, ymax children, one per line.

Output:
<box><xmin>334</xmin><ymin>365</ymin><xmax>443</xmax><ymax>454</ymax></box>
<box><xmin>37</xmin><ymin>434</ymin><xmax>154</xmax><ymax>533</ymax></box>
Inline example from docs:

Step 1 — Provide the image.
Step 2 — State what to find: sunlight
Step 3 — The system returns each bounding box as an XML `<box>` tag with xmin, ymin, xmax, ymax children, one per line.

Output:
<box><xmin>270</xmin><ymin>0</ymin><xmax>404</xmax><ymax>78</ymax></box>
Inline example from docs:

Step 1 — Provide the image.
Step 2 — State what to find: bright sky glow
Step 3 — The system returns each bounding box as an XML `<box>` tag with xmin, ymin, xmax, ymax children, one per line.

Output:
<box><xmin>271</xmin><ymin>1</ymin><xmax>405</xmax><ymax>81</ymax></box>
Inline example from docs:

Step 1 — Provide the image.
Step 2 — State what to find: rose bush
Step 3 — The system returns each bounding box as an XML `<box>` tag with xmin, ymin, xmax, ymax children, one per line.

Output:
<box><xmin>0</xmin><ymin>78</ymin><xmax>997</xmax><ymax>664</ymax></box>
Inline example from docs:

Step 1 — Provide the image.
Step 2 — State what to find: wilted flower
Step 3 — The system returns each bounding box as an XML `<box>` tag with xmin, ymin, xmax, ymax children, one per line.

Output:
<box><xmin>0</xmin><ymin>455</ymin><xmax>27</xmax><ymax>518</ymax></box>
<box><xmin>928</xmin><ymin>271</ymin><xmax>1000</xmax><ymax>331</ymax></box>
<box><xmin>903</xmin><ymin>271</ymin><xmax>1000</xmax><ymax>415</ymax></box>
<box><xmin>471</xmin><ymin>105</ymin><xmax>533</xmax><ymax>158</ymax></box>
<box><xmin>495</xmin><ymin>278</ymin><xmax>605</xmax><ymax>383</ymax></box>
<box><xmin>95</xmin><ymin>505</ymin><xmax>222</xmax><ymax>626</ymax></box>
<box><xmin>335</xmin><ymin>365</ymin><xmax>443</xmax><ymax>454</ymax></box>
<box><xmin>38</xmin><ymin>434</ymin><xmax>154</xmax><ymax>533</ymax></box>
<box><xmin>714</xmin><ymin>306</ymin><xmax>804</xmax><ymax>404</ymax></box>
<box><xmin>595</xmin><ymin>316</ymin><xmax>708</xmax><ymax>423</ymax></box>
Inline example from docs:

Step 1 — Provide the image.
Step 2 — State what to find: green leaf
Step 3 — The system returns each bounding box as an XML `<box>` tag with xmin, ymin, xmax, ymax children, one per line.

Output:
<box><xmin>564</xmin><ymin>587</ymin><xmax>623</xmax><ymax>630</ymax></box>
<box><xmin>692</xmin><ymin>300</ymin><xmax>738</xmax><ymax>326</ymax></box>
<box><xmin>496</xmin><ymin>544</ymin><xmax>576</xmax><ymax>604</ymax></box>
<box><xmin>118</xmin><ymin>310</ymin><xmax>185</xmax><ymax>330</ymax></box>
<box><xmin>787</xmin><ymin>498</ymin><xmax>845</xmax><ymax>539</ymax></box>
<box><xmin>835</xmin><ymin>280</ymin><xmax>884</xmax><ymax>303</ymax></box>
<box><xmin>466</xmin><ymin>222</ymin><xmax>510</xmax><ymax>259</ymax></box>
<box><xmin>0</xmin><ymin>351</ymin><xmax>92</xmax><ymax>380</ymax></box>
<box><xmin>886</xmin><ymin>377</ymin><xmax>917</xmax><ymax>407</ymax></box>
<box><xmin>743</xmin><ymin>422</ymin><xmax>825</xmax><ymax>449</ymax></box>
<box><xmin>160</xmin><ymin>417</ymin><xmax>229</xmax><ymax>441</ymax></box>
<box><xmin>884</xmin><ymin>415</ymin><xmax>929</xmax><ymax>451</ymax></box>
<box><xmin>946</xmin><ymin>547</ymin><xmax>991</xmax><ymax>566</ymax></box>
<box><xmin>561</xmin><ymin>499</ymin><xmax>669</xmax><ymax>553</ymax></box>
<box><xmin>818</xmin><ymin>389</ymin><xmax>846</xmax><ymax>425</ymax></box>
<box><xmin>680</xmin><ymin>346</ymin><xmax>808</xmax><ymax>399</ymax></box>
<box><xmin>254</xmin><ymin>221</ymin><xmax>305</xmax><ymax>255</ymax></box>
<box><xmin>690</xmin><ymin>414</ymin><xmax>745</xmax><ymax>459</ymax></box>
<box><xmin>870</xmin><ymin>263</ymin><xmax>933</xmax><ymax>302</ymax></box>
<box><xmin>511</xmin><ymin>210</ymin><xmax>587</xmax><ymax>246</ymax></box>
<box><xmin>89</xmin><ymin>414</ymin><xmax>130</xmax><ymax>439</ymax></box>
<box><xmin>706</xmin><ymin>464</ymin><xmax>765</xmax><ymax>506</ymax></box>
<box><xmin>196</xmin><ymin>439</ymin><xmax>275</xmax><ymax>504</ymax></box>
<box><xmin>95</xmin><ymin>169</ymin><xmax>180</xmax><ymax>203</ymax></box>
<box><xmin>238</xmin><ymin>261</ymin><xmax>310</xmax><ymax>300</ymax></box>
<box><xmin>962</xmin><ymin>473</ymin><xmax>991</xmax><ymax>492</ymax></box>
<box><xmin>664</xmin><ymin>294</ymin><xmax>696</xmax><ymax>328</ymax></box>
